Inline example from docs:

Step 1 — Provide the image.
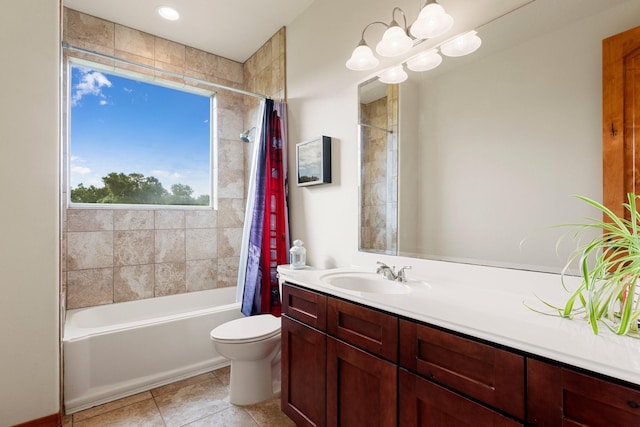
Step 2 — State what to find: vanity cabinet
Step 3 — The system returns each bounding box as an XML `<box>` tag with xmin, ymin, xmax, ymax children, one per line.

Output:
<box><xmin>281</xmin><ymin>281</ymin><xmax>640</xmax><ymax>426</ymax></box>
<box><xmin>281</xmin><ymin>283</ymin><xmax>327</xmax><ymax>427</ymax></box>
<box><xmin>527</xmin><ymin>358</ymin><xmax>640</xmax><ymax>426</ymax></box>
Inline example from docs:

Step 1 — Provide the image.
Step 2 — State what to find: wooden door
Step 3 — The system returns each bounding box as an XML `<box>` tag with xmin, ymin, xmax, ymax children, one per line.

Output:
<box><xmin>603</xmin><ymin>25</ymin><xmax>640</xmax><ymax>219</ymax></box>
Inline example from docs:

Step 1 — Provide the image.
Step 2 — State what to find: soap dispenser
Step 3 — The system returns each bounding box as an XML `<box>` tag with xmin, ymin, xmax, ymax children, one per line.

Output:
<box><xmin>290</xmin><ymin>240</ymin><xmax>306</xmax><ymax>269</ymax></box>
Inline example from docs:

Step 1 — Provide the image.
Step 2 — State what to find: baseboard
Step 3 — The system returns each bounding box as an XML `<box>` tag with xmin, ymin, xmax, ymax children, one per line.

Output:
<box><xmin>12</xmin><ymin>411</ymin><xmax>61</xmax><ymax>427</ymax></box>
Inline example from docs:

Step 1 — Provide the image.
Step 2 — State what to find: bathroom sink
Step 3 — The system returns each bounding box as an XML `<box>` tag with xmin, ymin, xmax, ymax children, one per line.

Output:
<box><xmin>320</xmin><ymin>272</ymin><xmax>411</xmax><ymax>295</ymax></box>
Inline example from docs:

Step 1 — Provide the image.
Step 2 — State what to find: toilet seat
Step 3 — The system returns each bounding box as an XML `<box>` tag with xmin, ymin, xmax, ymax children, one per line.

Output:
<box><xmin>210</xmin><ymin>314</ymin><xmax>281</xmax><ymax>344</ymax></box>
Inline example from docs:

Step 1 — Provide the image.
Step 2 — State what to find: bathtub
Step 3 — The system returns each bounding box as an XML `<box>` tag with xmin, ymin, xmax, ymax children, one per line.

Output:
<box><xmin>63</xmin><ymin>287</ymin><xmax>242</xmax><ymax>414</ymax></box>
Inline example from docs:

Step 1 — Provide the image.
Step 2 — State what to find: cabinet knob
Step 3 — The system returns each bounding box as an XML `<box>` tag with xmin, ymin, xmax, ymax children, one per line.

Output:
<box><xmin>628</xmin><ymin>401</ymin><xmax>639</xmax><ymax>409</ymax></box>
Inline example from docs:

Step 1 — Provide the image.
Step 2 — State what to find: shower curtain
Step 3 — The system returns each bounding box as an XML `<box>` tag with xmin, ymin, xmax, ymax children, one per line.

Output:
<box><xmin>238</xmin><ymin>99</ymin><xmax>290</xmax><ymax>316</ymax></box>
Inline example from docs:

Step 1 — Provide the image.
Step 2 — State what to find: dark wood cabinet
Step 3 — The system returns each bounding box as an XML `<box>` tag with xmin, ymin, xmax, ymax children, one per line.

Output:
<box><xmin>327</xmin><ymin>337</ymin><xmax>397</xmax><ymax>427</ymax></box>
<box><xmin>399</xmin><ymin>320</ymin><xmax>524</xmax><ymax>420</ymax></box>
<box><xmin>399</xmin><ymin>368</ymin><xmax>522</xmax><ymax>427</ymax></box>
<box><xmin>527</xmin><ymin>358</ymin><xmax>640</xmax><ymax>427</ymax></box>
<box><xmin>281</xmin><ymin>282</ymin><xmax>640</xmax><ymax>427</ymax></box>
<box><xmin>282</xmin><ymin>284</ymin><xmax>327</xmax><ymax>427</ymax></box>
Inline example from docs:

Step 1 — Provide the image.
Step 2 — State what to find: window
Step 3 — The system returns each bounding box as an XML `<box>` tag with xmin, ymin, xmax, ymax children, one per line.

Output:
<box><xmin>67</xmin><ymin>59</ymin><xmax>214</xmax><ymax>207</ymax></box>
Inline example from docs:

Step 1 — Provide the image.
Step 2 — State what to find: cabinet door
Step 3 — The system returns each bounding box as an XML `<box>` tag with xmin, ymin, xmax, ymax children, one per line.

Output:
<box><xmin>327</xmin><ymin>337</ymin><xmax>397</xmax><ymax>427</ymax></box>
<box><xmin>399</xmin><ymin>320</ymin><xmax>524</xmax><ymax>419</ymax></box>
<box><xmin>527</xmin><ymin>358</ymin><xmax>640</xmax><ymax>427</ymax></box>
<box><xmin>399</xmin><ymin>369</ymin><xmax>522</xmax><ymax>427</ymax></box>
<box><xmin>327</xmin><ymin>297</ymin><xmax>398</xmax><ymax>362</ymax></box>
<box><xmin>282</xmin><ymin>283</ymin><xmax>327</xmax><ymax>331</ymax></box>
<box><xmin>282</xmin><ymin>316</ymin><xmax>326</xmax><ymax>427</ymax></box>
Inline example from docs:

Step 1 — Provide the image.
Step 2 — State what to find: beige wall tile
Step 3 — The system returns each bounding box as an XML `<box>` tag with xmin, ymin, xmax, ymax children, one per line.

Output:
<box><xmin>154</xmin><ymin>37</ymin><xmax>185</xmax><ymax>68</ymax></box>
<box><xmin>186</xmin><ymin>228</ymin><xmax>217</xmax><ymax>260</ymax></box>
<box><xmin>218</xmin><ymin>107</ymin><xmax>243</xmax><ymax>141</ymax></box>
<box><xmin>115</xmin><ymin>25</ymin><xmax>154</xmax><ymax>59</ymax></box>
<box><xmin>67</xmin><ymin>231</ymin><xmax>113</xmax><ymax>270</ymax></box>
<box><xmin>218</xmin><ymin>139</ymin><xmax>244</xmax><ymax>170</ymax></box>
<box><xmin>217</xmin><ymin>257</ymin><xmax>239</xmax><ymax>288</ymax></box>
<box><xmin>114</xmin><ymin>210</ymin><xmax>154</xmax><ymax>230</ymax></box>
<box><xmin>114</xmin><ymin>264</ymin><xmax>154</xmax><ymax>302</ymax></box>
<box><xmin>186</xmin><ymin>259</ymin><xmax>217</xmax><ymax>292</ymax></box>
<box><xmin>67</xmin><ymin>268</ymin><xmax>113</xmax><ymax>309</ymax></box>
<box><xmin>218</xmin><ymin>228</ymin><xmax>242</xmax><ymax>258</ymax></box>
<box><xmin>217</xmin><ymin>57</ymin><xmax>243</xmax><ymax>85</ymax></box>
<box><xmin>185</xmin><ymin>47</ymin><xmax>218</xmax><ymax>77</ymax></box>
<box><xmin>155</xmin><ymin>262</ymin><xmax>186</xmax><ymax>296</ymax></box>
<box><xmin>114</xmin><ymin>230</ymin><xmax>154</xmax><ymax>266</ymax></box>
<box><xmin>155</xmin><ymin>229</ymin><xmax>185</xmax><ymax>263</ymax></box>
<box><xmin>64</xmin><ymin>8</ymin><xmax>114</xmax><ymax>54</ymax></box>
<box><xmin>185</xmin><ymin>210</ymin><xmax>217</xmax><ymax>229</ymax></box>
<box><xmin>68</xmin><ymin>209</ymin><xmax>113</xmax><ymax>231</ymax></box>
<box><xmin>217</xmin><ymin>169</ymin><xmax>245</xmax><ymax>199</ymax></box>
<box><xmin>155</xmin><ymin>210</ymin><xmax>185</xmax><ymax>229</ymax></box>
<box><xmin>217</xmin><ymin>198</ymin><xmax>245</xmax><ymax>228</ymax></box>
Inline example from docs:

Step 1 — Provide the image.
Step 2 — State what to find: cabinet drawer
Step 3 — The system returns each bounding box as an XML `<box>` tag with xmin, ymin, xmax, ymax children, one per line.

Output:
<box><xmin>400</xmin><ymin>319</ymin><xmax>524</xmax><ymax>420</ymax></box>
<box><xmin>399</xmin><ymin>369</ymin><xmax>523</xmax><ymax>427</ymax></box>
<box><xmin>327</xmin><ymin>297</ymin><xmax>398</xmax><ymax>362</ymax></box>
<box><xmin>282</xmin><ymin>283</ymin><xmax>327</xmax><ymax>331</ymax></box>
<box><xmin>527</xmin><ymin>358</ymin><xmax>640</xmax><ymax>426</ymax></box>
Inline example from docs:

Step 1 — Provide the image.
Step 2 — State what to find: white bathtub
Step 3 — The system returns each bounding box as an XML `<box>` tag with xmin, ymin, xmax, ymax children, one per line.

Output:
<box><xmin>63</xmin><ymin>287</ymin><xmax>242</xmax><ymax>414</ymax></box>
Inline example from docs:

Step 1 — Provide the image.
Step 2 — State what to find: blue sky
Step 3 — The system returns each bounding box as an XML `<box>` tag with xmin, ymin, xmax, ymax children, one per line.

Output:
<box><xmin>70</xmin><ymin>65</ymin><xmax>212</xmax><ymax>198</ymax></box>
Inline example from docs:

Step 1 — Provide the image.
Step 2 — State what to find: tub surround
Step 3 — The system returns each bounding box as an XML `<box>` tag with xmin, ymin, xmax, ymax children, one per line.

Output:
<box><xmin>278</xmin><ymin>253</ymin><xmax>640</xmax><ymax>387</ymax></box>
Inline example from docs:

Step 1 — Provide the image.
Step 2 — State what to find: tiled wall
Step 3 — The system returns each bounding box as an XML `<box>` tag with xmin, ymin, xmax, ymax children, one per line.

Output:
<box><xmin>360</xmin><ymin>84</ymin><xmax>398</xmax><ymax>253</ymax></box>
<box><xmin>62</xmin><ymin>9</ymin><xmax>286</xmax><ymax>309</ymax></box>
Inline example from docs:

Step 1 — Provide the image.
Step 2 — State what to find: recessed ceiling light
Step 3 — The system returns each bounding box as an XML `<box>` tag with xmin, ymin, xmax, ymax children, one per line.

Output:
<box><xmin>157</xmin><ymin>6</ymin><xmax>179</xmax><ymax>21</ymax></box>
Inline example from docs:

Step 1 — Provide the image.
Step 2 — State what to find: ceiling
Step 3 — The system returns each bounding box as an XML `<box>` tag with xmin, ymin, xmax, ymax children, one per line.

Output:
<box><xmin>63</xmin><ymin>0</ymin><xmax>316</xmax><ymax>63</ymax></box>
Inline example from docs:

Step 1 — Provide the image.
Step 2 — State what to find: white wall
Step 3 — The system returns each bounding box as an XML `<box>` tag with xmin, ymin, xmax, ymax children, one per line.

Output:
<box><xmin>0</xmin><ymin>1</ymin><xmax>61</xmax><ymax>425</ymax></box>
<box><xmin>286</xmin><ymin>0</ymin><xmax>640</xmax><ymax>271</ymax></box>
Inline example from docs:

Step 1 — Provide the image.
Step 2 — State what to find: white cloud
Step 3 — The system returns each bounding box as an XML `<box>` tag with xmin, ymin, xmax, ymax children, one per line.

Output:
<box><xmin>72</xmin><ymin>69</ymin><xmax>112</xmax><ymax>106</ymax></box>
<box><xmin>71</xmin><ymin>166</ymin><xmax>91</xmax><ymax>175</ymax></box>
<box><xmin>151</xmin><ymin>169</ymin><xmax>181</xmax><ymax>179</ymax></box>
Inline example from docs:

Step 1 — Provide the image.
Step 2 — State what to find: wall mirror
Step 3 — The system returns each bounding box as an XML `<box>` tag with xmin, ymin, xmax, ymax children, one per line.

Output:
<box><xmin>358</xmin><ymin>0</ymin><xmax>632</xmax><ymax>273</ymax></box>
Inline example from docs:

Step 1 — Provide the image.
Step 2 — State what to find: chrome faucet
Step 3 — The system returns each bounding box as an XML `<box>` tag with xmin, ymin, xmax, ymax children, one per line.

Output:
<box><xmin>376</xmin><ymin>262</ymin><xmax>412</xmax><ymax>283</ymax></box>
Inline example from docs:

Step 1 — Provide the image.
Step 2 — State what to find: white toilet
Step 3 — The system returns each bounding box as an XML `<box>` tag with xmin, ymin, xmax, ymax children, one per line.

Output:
<box><xmin>210</xmin><ymin>312</ymin><xmax>282</xmax><ymax>405</ymax></box>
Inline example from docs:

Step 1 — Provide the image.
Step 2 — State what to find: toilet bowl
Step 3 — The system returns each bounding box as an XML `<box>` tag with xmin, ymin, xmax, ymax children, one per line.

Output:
<box><xmin>210</xmin><ymin>313</ymin><xmax>281</xmax><ymax>405</ymax></box>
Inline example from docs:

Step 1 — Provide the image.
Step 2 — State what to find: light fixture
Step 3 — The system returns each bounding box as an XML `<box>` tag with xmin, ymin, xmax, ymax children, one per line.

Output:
<box><xmin>157</xmin><ymin>6</ymin><xmax>179</xmax><ymax>21</ymax></box>
<box><xmin>441</xmin><ymin>31</ymin><xmax>482</xmax><ymax>57</ymax></box>
<box><xmin>410</xmin><ymin>1</ymin><xmax>454</xmax><ymax>39</ymax></box>
<box><xmin>375</xmin><ymin>8</ymin><xmax>413</xmax><ymax>57</ymax></box>
<box><xmin>378</xmin><ymin>65</ymin><xmax>408</xmax><ymax>84</ymax></box>
<box><xmin>406</xmin><ymin>49</ymin><xmax>442</xmax><ymax>72</ymax></box>
<box><xmin>346</xmin><ymin>41</ymin><xmax>380</xmax><ymax>71</ymax></box>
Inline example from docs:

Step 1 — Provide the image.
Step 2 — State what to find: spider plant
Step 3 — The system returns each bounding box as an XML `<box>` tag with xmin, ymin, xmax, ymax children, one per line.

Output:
<box><xmin>545</xmin><ymin>193</ymin><xmax>640</xmax><ymax>336</ymax></box>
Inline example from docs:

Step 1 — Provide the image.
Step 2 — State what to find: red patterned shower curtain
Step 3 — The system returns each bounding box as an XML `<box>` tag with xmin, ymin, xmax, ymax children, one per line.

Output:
<box><xmin>259</xmin><ymin>105</ymin><xmax>287</xmax><ymax>316</ymax></box>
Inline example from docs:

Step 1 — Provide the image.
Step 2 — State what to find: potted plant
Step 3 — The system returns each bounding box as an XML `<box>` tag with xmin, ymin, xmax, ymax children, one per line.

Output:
<box><xmin>542</xmin><ymin>193</ymin><xmax>640</xmax><ymax>337</ymax></box>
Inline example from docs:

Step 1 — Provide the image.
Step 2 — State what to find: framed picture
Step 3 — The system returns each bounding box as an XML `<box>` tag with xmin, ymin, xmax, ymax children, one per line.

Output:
<box><xmin>296</xmin><ymin>136</ymin><xmax>332</xmax><ymax>186</ymax></box>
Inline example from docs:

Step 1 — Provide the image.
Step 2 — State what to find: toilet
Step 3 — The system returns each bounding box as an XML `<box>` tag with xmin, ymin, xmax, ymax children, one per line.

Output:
<box><xmin>210</xmin><ymin>312</ymin><xmax>282</xmax><ymax>405</ymax></box>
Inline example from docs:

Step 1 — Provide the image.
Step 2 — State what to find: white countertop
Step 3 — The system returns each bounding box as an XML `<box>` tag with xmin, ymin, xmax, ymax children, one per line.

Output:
<box><xmin>277</xmin><ymin>253</ymin><xmax>640</xmax><ymax>387</ymax></box>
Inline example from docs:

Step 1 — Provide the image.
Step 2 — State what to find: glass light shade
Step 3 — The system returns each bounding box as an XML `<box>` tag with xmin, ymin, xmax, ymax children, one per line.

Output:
<box><xmin>346</xmin><ymin>45</ymin><xmax>380</xmax><ymax>71</ymax></box>
<box><xmin>406</xmin><ymin>49</ymin><xmax>442</xmax><ymax>72</ymax></box>
<box><xmin>410</xmin><ymin>3</ymin><xmax>453</xmax><ymax>39</ymax></box>
<box><xmin>441</xmin><ymin>31</ymin><xmax>482</xmax><ymax>57</ymax></box>
<box><xmin>378</xmin><ymin>65</ymin><xmax>408</xmax><ymax>84</ymax></box>
<box><xmin>376</xmin><ymin>26</ymin><xmax>413</xmax><ymax>57</ymax></box>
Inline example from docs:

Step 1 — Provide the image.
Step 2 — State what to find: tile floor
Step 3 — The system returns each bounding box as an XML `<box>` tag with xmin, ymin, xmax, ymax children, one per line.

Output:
<box><xmin>62</xmin><ymin>367</ymin><xmax>296</xmax><ymax>426</ymax></box>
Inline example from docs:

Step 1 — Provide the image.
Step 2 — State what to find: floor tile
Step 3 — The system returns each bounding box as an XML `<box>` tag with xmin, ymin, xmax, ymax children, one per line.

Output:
<box><xmin>212</xmin><ymin>365</ymin><xmax>230</xmax><ymax>387</ymax></box>
<box><xmin>155</xmin><ymin>377</ymin><xmax>232</xmax><ymax>427</ymax></box>
<box><xmin>184</xmin><ymin>406</ymin><xmax>259</xmax><ymax>427</ymax></box>
<box><xmin>151</xmin><ymin>372</ymin><xmax>217</xmax><ymax>398</ymax></box>
<box><xmin>72</xmin><ymin>392</ymin><xmax>153</xmax><ymax>422</ymax></box>
<box><xmin>245</xmin><ymin>397</ymin><xmax>295</xmax><ymax>427</ymax></box>
<box><xmin>72</xmin><ymin>398</ymin><xmax>164</xmax><ymax>427</ymax></box>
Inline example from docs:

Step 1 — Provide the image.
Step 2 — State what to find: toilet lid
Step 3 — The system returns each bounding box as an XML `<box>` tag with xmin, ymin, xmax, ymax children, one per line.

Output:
<box><xmin>210</xmin><ymin>314</ymin><xmax>281</xmax><ymax>343</ymax></box>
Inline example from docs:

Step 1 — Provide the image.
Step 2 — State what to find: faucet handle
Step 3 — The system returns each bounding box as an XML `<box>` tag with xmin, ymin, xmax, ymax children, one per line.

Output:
<box><xmin>396</xmin><ymin>265</ymin><xmax>412</xmax><ymax>282</ymax></box>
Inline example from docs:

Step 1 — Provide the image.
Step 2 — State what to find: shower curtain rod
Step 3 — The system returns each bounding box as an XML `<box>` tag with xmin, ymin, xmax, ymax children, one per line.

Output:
<box><xmin>62</xmin><ymin>42</ymin><xmax>269</xmax><ymax>100</ymax></box>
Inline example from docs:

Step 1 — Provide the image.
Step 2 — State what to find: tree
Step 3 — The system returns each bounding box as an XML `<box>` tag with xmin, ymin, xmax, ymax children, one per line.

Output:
<box><xmin>70</xmin><ymin>172</ymin><xmax>209</xmax><ymax>205</ymax></box>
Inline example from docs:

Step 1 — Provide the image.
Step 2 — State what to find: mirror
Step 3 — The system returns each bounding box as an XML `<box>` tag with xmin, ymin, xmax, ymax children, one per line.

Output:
<box><xmin>359</xmin><ymin>0</ymin><xmax>632</xmax><ymax>273</ymax></box>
